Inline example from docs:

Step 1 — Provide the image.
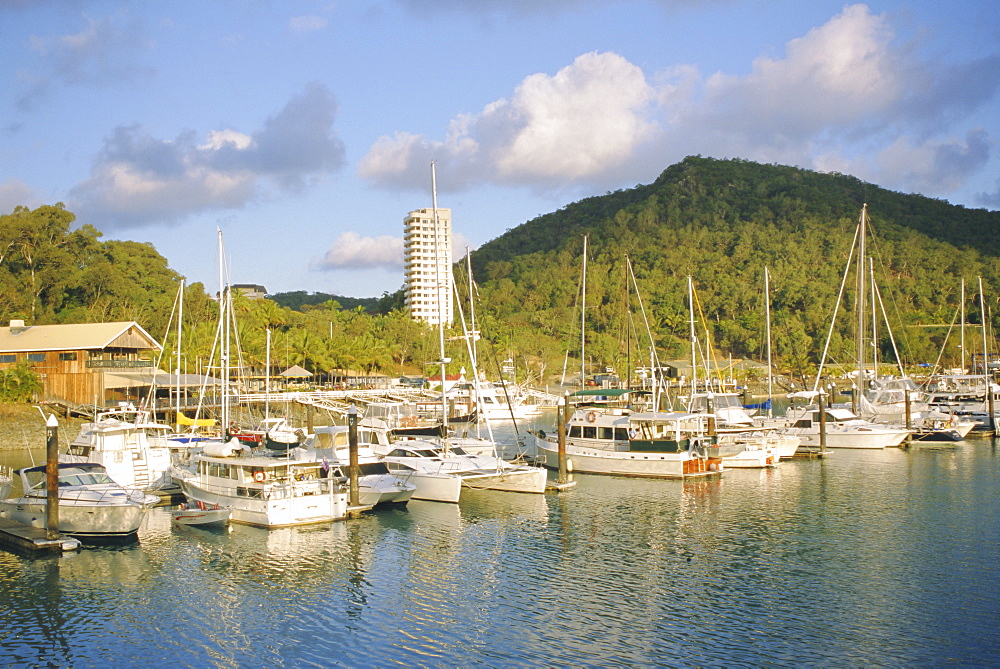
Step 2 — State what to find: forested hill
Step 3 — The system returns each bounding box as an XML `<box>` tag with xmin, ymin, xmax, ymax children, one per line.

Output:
<box><xmin>462</xmin><ymin>156</ymin><xmax>1000</xmax><ymax>378</ymax></box>
<box><xmin>472</xmin><ymin>156</ymin><xmax>1000</xmax><ymax>270</ymax></box>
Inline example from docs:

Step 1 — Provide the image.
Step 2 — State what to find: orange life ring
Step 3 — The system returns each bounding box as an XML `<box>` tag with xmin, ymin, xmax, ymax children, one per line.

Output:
<box><xmin>253</xmin><ymin>471</ymin><xmax>266</xmax><ymax>483</ymax></box>
<box><xmin>586</xmin><ymin>411</ymin><xmax>597</xmax><ymax>423</ymax></box>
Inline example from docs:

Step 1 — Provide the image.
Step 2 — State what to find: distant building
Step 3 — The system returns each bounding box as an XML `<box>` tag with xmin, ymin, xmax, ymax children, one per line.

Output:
<box><xmin>404</xmin><ymin>207</ymin><xmax>452</xmax><ymax>326</ymax></box>
<box><xmin>0</xmin><ymin>319</ymin><xmax>162</xmax><ymax>408</ymax></box>
<box><xmin>216</xmin><ymin>284</ymin><xmax>268</xmax><ymax>301</ymax></box>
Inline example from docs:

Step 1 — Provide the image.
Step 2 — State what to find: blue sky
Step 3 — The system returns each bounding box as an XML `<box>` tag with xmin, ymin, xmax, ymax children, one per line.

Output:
<box><xmin>2</xmin><ymin>1</ymin><xmax>998</xmax><ymax>298</ymax></box>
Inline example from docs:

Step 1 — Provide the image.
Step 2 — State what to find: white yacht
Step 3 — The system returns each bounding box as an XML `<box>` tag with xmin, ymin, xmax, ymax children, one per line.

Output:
<box><xmin>778</xmin><ymin>405</ymin><xmax>910</xmax><ymax>449</ymax></box>
<box><xmin>530</xmin><ymin>407</ymin><xmax>728</xmax><ymax>478</ymax></box>
<box><xmin>177</xmin><ymin>445</ymin><xmax>349</xmax><ymax>528</ymax></box>
<box><xmin>0</xmin><ymin>463</ymin><xmax>158</xmax><ymax>542</ymax></box>
<box><xmin>307</xmin><ymin>426</ymin><xmax>417</xmax><ymax>507</ymax></box>
<box><xmin>61</xmin><ymin>405</ymin><xmax>176</xmax><ymax>493</ymax></box>
<box><xmin>376</xmin><ymin>441</ymin><xmax>547</xmax><ymax>497</ymax></box>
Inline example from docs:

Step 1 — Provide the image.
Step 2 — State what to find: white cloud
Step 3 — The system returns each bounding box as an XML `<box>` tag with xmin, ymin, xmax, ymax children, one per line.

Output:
<box><xmin>18</xmin><ymin>13</ymin><xmax>153</xmax><ymax>111</ymax></box>
<box><xmin>314</xmin><ymin>232</ymin><xmax>405</xmax><ymax>271</ymax></box>
<box><xmin>0</xmin><ymin>179</ymin><xmax>40</xmax><ymax>214</ymax></box>
<box><xmin>290</xmin><ymin>15</ymin><xmax>327</xmax><ymax>32</ymax></box>
<box><xmin>359</xmin><ymin>51</ymin><xmax>658</xmax><ymax>190</ymax></box>
<box><xmin>360</xmin><ymin>4</ymin><xmax>999</xmax><ymax>205</ymax></box>
<box><xmin>314</xmin><ymin>231</ymin><xmax>479</xmax><ymax>272</ymax></box>
<box><xmin>70</xmin><ymin>83</ymin><xmax>346</xmax><ymax>228</ymax></box>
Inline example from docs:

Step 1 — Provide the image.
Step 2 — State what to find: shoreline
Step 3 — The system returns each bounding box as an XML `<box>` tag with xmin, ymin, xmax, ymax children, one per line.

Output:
<box><xmin>0</xmin><ymin>404</ymin><xmax>86</xmax><ymax>451</ymax></box>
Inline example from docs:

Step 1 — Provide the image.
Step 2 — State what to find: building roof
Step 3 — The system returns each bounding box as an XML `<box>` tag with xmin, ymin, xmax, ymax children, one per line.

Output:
<box><xmin>278</xmin><ymin>364</ymin><xmax>312</xmax><ymax>377</ymax></box>
<box><xmin>0</xmin><ymin>321</ymin><xmax>161</xmax><ymax>353</ymax></box>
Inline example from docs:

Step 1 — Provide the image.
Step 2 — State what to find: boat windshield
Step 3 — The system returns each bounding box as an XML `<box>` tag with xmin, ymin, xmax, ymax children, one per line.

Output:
<box><xmin>25</xmin><ymin>466</ymin><xmax>116</xmax><ymax>489</ymax></box>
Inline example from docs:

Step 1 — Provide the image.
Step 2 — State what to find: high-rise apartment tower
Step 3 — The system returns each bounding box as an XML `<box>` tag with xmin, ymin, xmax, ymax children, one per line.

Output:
<box><xmin>404</xmin><ymin>207</ymin><xmax>452</xmax><ymax>326</ymax></box>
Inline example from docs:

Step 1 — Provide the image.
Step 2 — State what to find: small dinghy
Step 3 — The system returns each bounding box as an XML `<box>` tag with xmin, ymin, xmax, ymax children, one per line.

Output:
<box><xmin>171</xmin><ymin>501</ymin><xmax>231</xmax><ymax>527</ymax></box>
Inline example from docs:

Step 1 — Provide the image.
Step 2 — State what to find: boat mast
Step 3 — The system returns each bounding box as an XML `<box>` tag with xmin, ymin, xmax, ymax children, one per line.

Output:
<box><xmin>856</xmin><ymin>204</ymin><xmax>868</xmax><ymax>401</ymax></box>
<box><xmin>265</xmin><ymin>327</ymin><xmax>271</xmax><ymax>421</ymax></box>
<box><xmin>870</xmin><ymin>256</ymin><xmax>878</xmax><ymax>378</ymax></box>
<box><xmin>176</xmin><ymin>278</ymin><xmax>184</xmax><ymax>425</ymax></box>
<box><xmin>431</xmin><ymin>162</ymin><xmax>449</xmax><ymax>438</ymax></box>
<box><xmin>979</xmin><ymin>276</ymin><xmax>988</xmax><ymax>376</ymax></box>
<box><xmin>217</xmin><ymin>229</ymin><xmax>229</xmax><ymax>433</ymax></box>
<box><xmin>961</xmin><ymin>278</ymin><xmax>966</xmax><ymax>371</ymax></box>
<box><xmin>765</xmin><ymin>267</ymin><xmax>773</xmax><ymax>418</ymax></box>
<box><xmin>688</xmin><ymin>275</ymin><xmax>697</xmax><ymax>404</ymax></box>
<box><xmin>580</xmin><ymin>234</ymin><xmax>588</xmax><ymax>391</ymax></box>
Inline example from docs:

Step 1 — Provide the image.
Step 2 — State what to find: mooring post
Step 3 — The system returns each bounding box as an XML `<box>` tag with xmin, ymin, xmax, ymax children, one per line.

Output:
<box><xmin>905</xmin><ymin>388</ymin><xmax>913</xmax><ymax>444</ymax></box>
<box><xmin>558</xmin><ymin>392</ymin><xmax>568</xmax><ymax>483</ymax></box>
<box><xmin>989</xmin><ymin>385</ymin><xmax>996</xmax><ymax>436</ymax></box>
<box><xmin>45</xmin><ymin>413</ymin><xmax>60</xmax><ymax>540</ymax></box>
<box><xmin>705</xmin><ymin>393</ymin><xmax>717</xmax><ymax>437</ymax></box>
<box><xmin>348</xmin><ymin>405</ymin><xmax>359</xmax><ymax>507</ymax></box>
<box><xmin>818</xmin><ymin>390</ymin><xmax>827</xmax><ymax>453</ymax></box>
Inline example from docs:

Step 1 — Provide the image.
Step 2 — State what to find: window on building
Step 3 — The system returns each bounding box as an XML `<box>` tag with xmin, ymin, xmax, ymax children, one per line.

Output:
<box><xmin>0</xmin><ymin>354</ymin><xmax>15</xmax><ymax>363</ymax></box>
<box><xmin>28</xmin><ymin>353</ymin><xmax>46</xmax><ymax>362</ymax></box>
<box><xmin>59</xmin><ymin>352</ymin><xmax>78</xmax><ymax>361</ymax></box>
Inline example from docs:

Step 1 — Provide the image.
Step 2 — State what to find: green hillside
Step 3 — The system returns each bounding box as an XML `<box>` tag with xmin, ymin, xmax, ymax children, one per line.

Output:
<box><xmin>4</xmin><ymin>157</ymin><xmax>999</xmax><ymax>387</ymax></box>
<box><xmin>461</xmin><ymin>156</ymin><xmax>1000</xmax><ymax>382</ymax></box>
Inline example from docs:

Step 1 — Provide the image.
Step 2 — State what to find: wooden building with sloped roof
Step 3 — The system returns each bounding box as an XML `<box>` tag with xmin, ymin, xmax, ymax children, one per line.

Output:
<box><xmin>0</xmin><ymin>319</ymin><xmax>162</xmax><ymax>408</ymax></box>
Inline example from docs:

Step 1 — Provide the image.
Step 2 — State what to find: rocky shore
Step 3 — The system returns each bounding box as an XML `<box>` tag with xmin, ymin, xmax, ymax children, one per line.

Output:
<box><xmin>0</xmin><ymin>404</ymin><xmax>86</xmax><ymax>451</ymax></box>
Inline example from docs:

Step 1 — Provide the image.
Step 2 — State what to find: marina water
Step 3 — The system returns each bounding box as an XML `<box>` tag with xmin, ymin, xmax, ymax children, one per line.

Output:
<box><xmin>2</xmin><ymin>416</ymin><xmax>999</xmax><ymax>666</ymax></box>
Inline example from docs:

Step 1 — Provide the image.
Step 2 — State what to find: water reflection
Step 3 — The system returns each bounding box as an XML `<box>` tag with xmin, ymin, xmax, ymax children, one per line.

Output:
<box><xmin>1</xmin><ymin>437</ymin><xmax>998</xmax><ymax>665</ymax></box>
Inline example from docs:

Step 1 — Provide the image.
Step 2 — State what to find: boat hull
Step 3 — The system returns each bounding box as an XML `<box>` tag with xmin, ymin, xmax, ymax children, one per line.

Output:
<box><xmin>459</xmin><ymin>466</ymin><xmax>548</xmax><ymax>494</ymax></box>
<box><xmin>0</xmin><ymin>498</ymin><xmax>146</xmax><ymax>541</ymax></box>
<box><xmin>536</xmin><ymin>441</ymin><xmax>720</xmax><ymax>479</ymax></box>
<box><xmin>180</xmin><ymin>479</ymin><xmax>347</xmax><ymax>528</ymax></box>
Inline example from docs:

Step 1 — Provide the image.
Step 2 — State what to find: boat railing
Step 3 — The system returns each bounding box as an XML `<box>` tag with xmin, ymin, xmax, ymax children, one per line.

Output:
<box><xmin>189</xmin><ymin>478</ymin><xmax>344</xmax><ymax>500</ymax></box>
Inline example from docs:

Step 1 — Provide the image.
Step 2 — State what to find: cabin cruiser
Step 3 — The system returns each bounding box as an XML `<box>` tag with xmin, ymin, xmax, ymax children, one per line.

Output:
<box><xmin>176</xmin><ymin>441</ymin><xmax>349</xmax><ymax>528</ymax></box>
<box><xmin>0</xmin><ymin>463</ymin><xmax>158</xmax><ymax>542</ymax></box>
<box><xmin>61</xmin><ymin>405</ymin><xmax>176</xmax><ymax>494</ymax></box>
<box><xmin>776</xmin><ymin>401</ymin><xmax>909</xmax><ymax>449</ymax></box>
<box><xmin>531</xmin><ymin>403</ymin><xmax>730</xmax><ymax>478</ymax></box>
<box><xmin>306</xmin><ymin>426</ymin><xmax>417</xmax><ymax>507</ymax></box>
<box><xmin>373</xmin><ymin>440</ymin><xmax>548</xmax><ymax>499</ymax></box>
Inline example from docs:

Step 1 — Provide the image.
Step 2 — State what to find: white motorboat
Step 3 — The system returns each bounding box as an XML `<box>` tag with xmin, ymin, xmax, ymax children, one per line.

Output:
<box><xmin>779</xmin><ymin>406</ymin><xmax>909</xmax><ymax>449</ymax></box>
<box><xmin>372</xmin><ymin>439</ymin><xmax>547</xmax><ymax>499</ymax></box>
<box><xmin>0</xmin><ymin>463</ymin><xmax>158</xmax><ymax>542</ymax></box>
<box><xmin>177</xmin><ymin>448</ymin><xmax>349</xmax><ymax>528</ymax></box>
<box><xmin>307</xmin><ymin>426</ymin><xmax>417</xmax><ymax>507</ymax></box>
<box><xmin>61</xmin><ymin>405</ymin><xmax>176</xmax><ymax>493</ymax></box>
<box><xmin>530</xmin><ymin>407</ymin><xmax>726</xmax><ymax>478</ymax></box>
<box><xmin>171</xmin><ymin>501</ymin><xmax>231</xmax><ymax>527</ymax></box>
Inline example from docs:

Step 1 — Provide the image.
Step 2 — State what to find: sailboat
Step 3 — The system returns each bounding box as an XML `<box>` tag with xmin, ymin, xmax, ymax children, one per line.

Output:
<box><xmin>176</xmin><ymin>230</ymin><xmax>349</xmax><ymax>527</ymax></box>
<box><xmin>374</xmin><ymin>162</ymin><xmax>547</xmax><ymax>496</ymax></box>
<box><xmin>787</xmin><ymin>204</ymin><xmax>909</xmax><ymax>448</ymax></box>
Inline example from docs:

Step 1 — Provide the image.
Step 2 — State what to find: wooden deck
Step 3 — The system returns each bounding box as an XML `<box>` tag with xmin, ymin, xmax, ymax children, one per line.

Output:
<box><xmin>0</xmin><ymin>517</ymin><xmax>81</xmax><ymax>553</ymax></box>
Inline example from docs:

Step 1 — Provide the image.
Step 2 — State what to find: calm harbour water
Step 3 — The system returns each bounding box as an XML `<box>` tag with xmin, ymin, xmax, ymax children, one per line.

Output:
<box><xmin>2</xmin><ymin>417</ymin><xmax>999</xmax><ymax>667</ymax></box>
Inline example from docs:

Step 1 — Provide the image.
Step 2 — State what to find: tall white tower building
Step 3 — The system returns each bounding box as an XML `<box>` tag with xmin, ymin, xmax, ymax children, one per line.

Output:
<box><xmin>404</xmin><ymin>207</ymin><xmax>453</xmax><ymax>326</ymax></box>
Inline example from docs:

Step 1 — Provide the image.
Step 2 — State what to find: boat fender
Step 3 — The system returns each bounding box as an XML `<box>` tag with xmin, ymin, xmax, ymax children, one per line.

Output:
<box><xmin>586</xmin><ymin>411</ymin><xmax>597</xmax><ymax>423</ymax></box>
<box><xmin>253</xmin><ymin>471</ymin><xmax>266</xmax><ymax>483</ymax></box>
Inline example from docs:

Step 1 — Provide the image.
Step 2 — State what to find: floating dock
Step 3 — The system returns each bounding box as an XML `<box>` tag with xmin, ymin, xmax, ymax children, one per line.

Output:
<box><xmin>0</xmin><ymin>518</ymin><xmax>81</xmax><ymax>553</ymax></box>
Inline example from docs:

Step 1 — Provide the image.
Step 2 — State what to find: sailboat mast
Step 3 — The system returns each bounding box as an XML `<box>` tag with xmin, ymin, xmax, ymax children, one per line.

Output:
<box><xmin>580</xmin><ymin>235</ymin><xmax>588</xmax><ymax>390</ymax></box>
<box><xmin>856</xmin><ymin>204</ymin><xmax>868</xmax><ymax>393</ymax></box>
<box><xmin>961</xmin><ymin>278</ymin><xmax>966</xmax><ymax>371</ymax></box>
<box><xmin>688</xmin><ymin>275</ymin><xmax>697</xmax><ymax>402</ymax></box>
<box><xmin>870</xmin><ymin>256</ymin><xmax>878</xmax><ymax>378</ymax></box>
<box><xmin>979</xmin><ymin>276</ymin><xmax>988</xmax><ymax>375</ymax></box>
<box><xmin>466</xmin><ymin>248</ymin><xmax>477</xmax><ymax>371</ymax></box>
<box><xmin>431</xmin><ymin>162</ymin><xmax>449</xmax><ymax>435</ymax></box>
<box><xmin>765</xmin><ymin>267</ymin><xmax>773</xmax><ymax>418</ymax></box>
<box><xmin>217</xmin><ymin>229</ymin><xmax>229</xmax><ymax>432</ymax></box>
<box><xmin>265</xmin><ymin>328</ymin><xmax>271</xmax><ymax>421</ymax></box>
<box><xmin>176</xmin><ymin>279</ymin><xmax>184</xmax><ymax>424</ymax></box>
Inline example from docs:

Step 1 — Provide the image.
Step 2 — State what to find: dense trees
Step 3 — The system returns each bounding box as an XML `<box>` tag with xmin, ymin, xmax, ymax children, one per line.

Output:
<box><xmin>4</xmin><ymin>157</ymin><xmax>1000</xmax><ymax>388</ymax></box>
